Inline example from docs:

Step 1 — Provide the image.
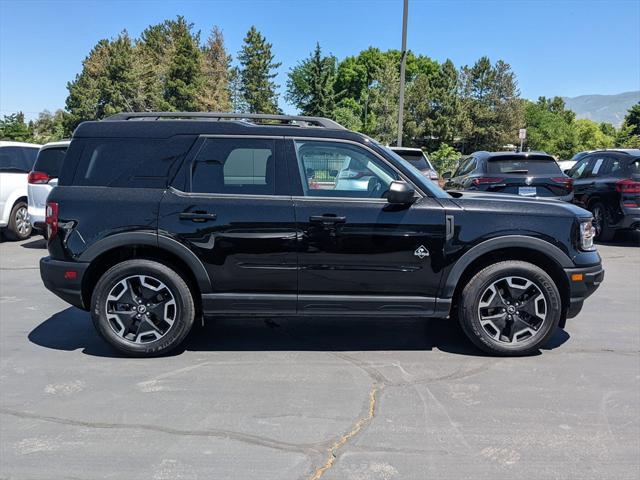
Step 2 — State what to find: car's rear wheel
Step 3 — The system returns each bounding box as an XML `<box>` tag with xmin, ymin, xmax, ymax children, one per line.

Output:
<box><xmin>91</xmin><ymin>260</ymin><xmax>195</xmax><ymax>357</ymax></box>
<box><xmin>5</xmin><ymin>201</ymin><xmax>32</xmax><ymax>241</ymax></box>
<box><xmin>591</xmin><ymin>202</ymin><xmax>615</xmax><ymax>242</ymax></box>
<box><xmin>458</xmin><ymin>261</ymin><xmax>561</xmax><ymax>356</ymax></box>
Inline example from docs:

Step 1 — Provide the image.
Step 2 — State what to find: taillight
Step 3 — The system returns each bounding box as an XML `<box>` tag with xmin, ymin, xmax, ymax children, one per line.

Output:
<box><xmin>28</xmin><ymin>171</ymin><xmax>50</xmax><ymax>184</ymax></box>
<box><xmin>616</xmin><ymin>179</ymin><xmax>640</xmax><ymax>193</ymax></box>
<box><xmin>551</xmin><ymin>177</ymin><xmax>574</xmax><ymax>190</ymax></box>
<box><xmin>45</xmin><ymin>202</ymin><xmax>59</xmax><ymax>242</ymax></box>
<box><xmin>472</xmin><ymin>177</ymin><xmax>504</xmax><ymax>186</ymax></box>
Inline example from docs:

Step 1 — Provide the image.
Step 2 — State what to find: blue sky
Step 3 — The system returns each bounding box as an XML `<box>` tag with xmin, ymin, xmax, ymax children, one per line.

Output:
<box><xmin>1</xmin><ymin>0</ymin><xmax>639</xmax><ymax>120</ymax></box>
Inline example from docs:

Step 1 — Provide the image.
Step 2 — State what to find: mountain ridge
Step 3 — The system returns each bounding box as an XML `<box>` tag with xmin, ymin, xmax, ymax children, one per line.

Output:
<box><xmin>561</xmin><ymin>90</ymin><xmax>639</xmax><ymax>127</ymax></box>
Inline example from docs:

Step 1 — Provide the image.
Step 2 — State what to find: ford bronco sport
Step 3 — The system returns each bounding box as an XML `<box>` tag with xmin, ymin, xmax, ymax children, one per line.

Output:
<box><xmin>40</xmin><ymin>112</ymin><xmax>604</xmax><ymax>357</ymax></box>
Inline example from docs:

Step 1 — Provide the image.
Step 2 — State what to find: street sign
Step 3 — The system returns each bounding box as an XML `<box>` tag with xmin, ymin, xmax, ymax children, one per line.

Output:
<box><xmin>519</xmin><ymin>128</ymin><xmax>527</xmax><ymax>140</ymax></box>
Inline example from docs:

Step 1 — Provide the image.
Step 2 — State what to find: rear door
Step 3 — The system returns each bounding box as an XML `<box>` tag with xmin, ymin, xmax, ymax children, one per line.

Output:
<box><xmin>287</xmin><ymin>138</ymin><xmax>445</xmax><ymax>315</ymax></box>
<box><xmin>570</xmin><ymin>156</ymin><xmax>596</xmax><ymax>207</ymax></box>
<box><xmin>159</xmin><ymin>135</ymin><xmax>298</xmax><ymax>315</ymax></box>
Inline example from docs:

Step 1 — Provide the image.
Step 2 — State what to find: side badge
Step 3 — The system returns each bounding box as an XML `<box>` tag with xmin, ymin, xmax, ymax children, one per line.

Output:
<box><xmin>414</xmin><ymin>245</ymin><xmax>429</xmax><ymax>259</ymax></box>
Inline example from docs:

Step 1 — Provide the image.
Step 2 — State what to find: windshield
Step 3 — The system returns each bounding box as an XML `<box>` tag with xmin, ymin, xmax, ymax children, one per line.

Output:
<box><xmin>487</xmin><ymin>156</ymin><xmax>562</xmax><ymax>175</ymax></box>
<box><xmin>382</xmin><ymin>146</ymin><xmax>449</xmax><ymax>198</ymax></box>
<box><xmin>392</xmin><ymin>150</ymin><xmax>432</xmax><ymax>170</ymax></box>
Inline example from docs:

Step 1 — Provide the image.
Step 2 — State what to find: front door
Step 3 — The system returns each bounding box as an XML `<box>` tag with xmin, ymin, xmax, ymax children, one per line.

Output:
<box><xmin>159</xmin><ymin>136</ymin><xmax>298</xmax><ymax>315</ymax></box>
<box><xmin>287</xmin><ymin>138</ymin><xmax>445</xmax><ymax>316</ymax></box>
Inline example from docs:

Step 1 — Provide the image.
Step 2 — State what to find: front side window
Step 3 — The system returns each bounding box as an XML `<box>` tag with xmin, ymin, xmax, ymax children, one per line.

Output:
<box><xmin>191</xmin><ymin>138</ymin><xmax>275</xmax><ymax>195</ymax></box>
<box><xmin>294</xmin><ymin>140</ymin><xmax>399</xmax><ymax>198</ymax></box>
<box><xmin>570</xmin><ymin>158</ymin><xmax>593</xmax><ymax>179</ymax></box>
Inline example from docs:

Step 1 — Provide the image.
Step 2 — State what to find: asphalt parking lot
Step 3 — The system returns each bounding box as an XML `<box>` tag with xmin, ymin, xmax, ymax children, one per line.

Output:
<box><xmin>0</xmin><ymin>234</ymin><xmax>639</xmax><ymax>480</ymax></box>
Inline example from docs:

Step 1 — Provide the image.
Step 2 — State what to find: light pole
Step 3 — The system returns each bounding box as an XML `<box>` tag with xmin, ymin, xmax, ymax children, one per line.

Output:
<box><xmin>397</xmin><ymin>0</ymin><xmax>408</xmax><ymax>147</ymax></box>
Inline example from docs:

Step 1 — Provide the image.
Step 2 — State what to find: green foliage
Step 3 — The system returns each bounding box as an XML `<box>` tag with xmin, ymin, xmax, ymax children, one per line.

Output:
<box><xmin>429</xmin><ymin>143</ymin><xmax>461</xmax><ymax>175</ymax></box>
<box><xmin>29</xmin><ymin>110</ymin><xmax>67</xmax><ymax>143</ymax></box>
<box><xmin>238</xmin><ymin>26</ymin><xmax>281</xmax><ymax>114</ymax></box>
<box><xmin>286</xmin><ymin>43</ymin><xmax>336</xmax><ymax>117</ymax></box>
<box><xmin>199</xmin><ymin>26</ymin><xmax>232</xmax><ymax>112</ymax></box>
<box><xmin>0</xmin><ymin>113</ymin><xmax>31</xmax><ymax>141</ymax></box>
<box><xmin>616</xmin><ymin>103</ymin><xmax>640</xmax><ymax>147</ymax></box>
<box><xmin>367</xmin><ymin>56</ymin><xmax>400</xmax><ymax>145</ymax></box>
<box><xmin>524</xmin><ymin>96</ymin><xmax>616</xmax><ymax>158</ymax></box>
<box><xmin>164</xmin><ymin>17</ymin><xmax>203</xmax><ymax>111</ymax></box>
<box><xmin>458</xmin><ymin>57</ymin><xmax>524</xmax><ymax>153</ymax></box>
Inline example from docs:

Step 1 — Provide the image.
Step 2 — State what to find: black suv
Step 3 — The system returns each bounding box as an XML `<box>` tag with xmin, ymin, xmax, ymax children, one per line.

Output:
<box><xmin>443</xmin><ymin>151</ymin><xmax>573</xmax><ymax>201</ymax></box>
<box><xmin>568</xmin><ymin>149</ymin><xmax>640</xmax><ymax>241</ymax></box>
<box><xmin>40</xmin><ymin>112</ymin><xmax>603</xmax><ymax>357</ymax></box>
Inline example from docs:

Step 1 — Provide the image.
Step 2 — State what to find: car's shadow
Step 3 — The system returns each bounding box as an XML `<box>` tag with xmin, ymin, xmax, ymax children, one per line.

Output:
<box><xmin>596</xmin><ymin>230</ymin><xmax>640</xmax><ymax>247</ymax></box>
<box><xmin>28</xmin><ymin>307</ymin><xmax>570</xmax><ymax>358</ymax></box>
<box><xmin>20</xmin><ymin>237</ymin><xmax>47</xmax><ymax>249</ymax></box>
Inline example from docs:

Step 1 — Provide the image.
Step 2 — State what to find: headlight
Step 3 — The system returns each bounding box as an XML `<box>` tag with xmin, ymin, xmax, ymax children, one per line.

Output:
<box><xmin>579</xmin><ymin>219</ymin><xmax>596</xmax><ymax>251</ymax></box>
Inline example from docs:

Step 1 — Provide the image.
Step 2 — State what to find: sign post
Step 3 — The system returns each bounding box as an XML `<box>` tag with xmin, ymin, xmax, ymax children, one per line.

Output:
<box><xmin>518</xmin><ymin>128</ymin><xmax>527</xmax><ymax>152</ymax></box>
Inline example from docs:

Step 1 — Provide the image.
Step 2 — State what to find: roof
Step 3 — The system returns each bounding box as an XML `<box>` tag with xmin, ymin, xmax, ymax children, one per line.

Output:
<box><xmin>589</xmin><ymin>148</ymin><xmax>640</xmax><ymax>157</ymax></box>
<box><xmin>0</xmin><ymin>141</ymin><xmax>42</xmax><ymax>148</ymax></box>
<box><xmin>40</xmin><ymin>140</ymin><xmax>71</xmax><ymax>150</ymax></box>
<box><xmin>472</xmin><ymin>151</ymin><xmax>554</xmax><ymax>160</ymax></box>
<box><xmin>390</xmin><ymin>147</ymin><xmax>423</xmax><ymax>153</ymax></box>
<box><xmin>74</xmin><ymin>112</ymin><xmax>355</xmax><ymax>139</ymax></box>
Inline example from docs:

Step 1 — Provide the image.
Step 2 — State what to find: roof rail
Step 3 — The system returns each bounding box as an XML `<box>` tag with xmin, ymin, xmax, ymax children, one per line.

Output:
<box><xmin>104</xmin><ymin>112</ymin><xmax>346</xmax><ymax>130</ymax></box>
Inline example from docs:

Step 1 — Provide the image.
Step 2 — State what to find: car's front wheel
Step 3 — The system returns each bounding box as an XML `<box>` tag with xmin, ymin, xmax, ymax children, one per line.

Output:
<box><xmin>458</xmin><ymin>261</ymin><xmax>561</xmax><ymax>356</ymax></box>
<box><xmin>91</xmin><ymin>260</ymin><xmax>195</xmax><ymax>357</ymax></box>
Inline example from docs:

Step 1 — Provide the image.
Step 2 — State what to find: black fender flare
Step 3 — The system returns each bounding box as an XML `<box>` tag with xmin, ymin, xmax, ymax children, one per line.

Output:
<box><xmin>441</xmin><ymin>235</ymin><xmax>573</xmax><ymax>298</ymax></box>
<box><xmin>79</xmin><ymin>231</ymin><xmax>212</xmax><ymax>293</ymax></box>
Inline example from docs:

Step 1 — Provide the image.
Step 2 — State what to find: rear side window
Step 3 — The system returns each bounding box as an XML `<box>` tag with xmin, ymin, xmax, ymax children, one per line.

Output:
<box><xmin>0</xmin><ymin>146</ymin><xmax>38</xmax><ymax>173</ymax></box>
<box><xmin>487</xmin><ymin>156</ymin><xmax>561</xmax><ymax>174</ymax></box>
<box><xmin>34</xmin><ymin>147</ymin><xmax>67</xmax><ymax>177</ymax></box>
<box><xmin>72</xmin><ymin>137</ymin><xmax>195</xmax><ymax>187</ymax></box>
<box><xmin>190</xmin><ymin>138</ymin><xmax>275</xmax><ymax>195</ymax></box>
<box><xmin>393</xmin><ymin>150</ymin><xmax>431</xmax><ymax>170</ymax></box>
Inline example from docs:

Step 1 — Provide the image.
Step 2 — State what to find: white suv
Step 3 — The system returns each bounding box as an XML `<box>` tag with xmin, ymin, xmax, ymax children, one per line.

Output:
<box><xmin>0</xmin><ymin>141</ymin><xmax>41</xmax><ymax>240</ymax></box>
<box><xmin>27</xmin><ymin>140</ymin><xmax>69</xmax><ymax>236</ymax></box>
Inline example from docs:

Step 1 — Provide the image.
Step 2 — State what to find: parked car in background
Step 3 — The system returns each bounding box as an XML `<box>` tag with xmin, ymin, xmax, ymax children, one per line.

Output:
<box><xmin>0</xmin><ymin>141</ymin><xmax>41</xmax><ymax>240</ymax></box>
<box><xmin>40</xmin><ymin>112</ymin><xmax>603</xmax><ymax>358</ymax></box>
<box><xmin>389</xmin><ymin>147</ymin><xmax>440</xmax><ymax>184</ymax></box>
<box><xmin>568</xmin><ymin>149</ymin><xmax>640</xmax><ymax>241</ymax></box>
<box><xmin>442</xmin><ymin>151</ymin><xmax>574</xmax><ymax>201</ymax></box>
<box><xmin>28</xmin><ymin>140</ymin><xmax>70</xmax><ymax>236</ymax></box>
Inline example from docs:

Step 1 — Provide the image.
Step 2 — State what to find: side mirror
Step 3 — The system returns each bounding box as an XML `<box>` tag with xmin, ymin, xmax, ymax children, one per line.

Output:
<box><xmin>442</xmin><ymin>171</ymin><xmax>452</xmax><ymax>180</ymax></box>
<box><xmin>387</xmin><ymin>180</ymin><xmax>416</xmax><ymax>205</ymax></box>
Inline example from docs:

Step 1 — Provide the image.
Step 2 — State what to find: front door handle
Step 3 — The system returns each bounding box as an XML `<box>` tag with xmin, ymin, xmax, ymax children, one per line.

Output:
<box><xmin>309</xmin><ymin>214</ymin><xmax>346</xmax><ymax>225</ymax></box>
<box><xmin>180</xmin><ymin>211</ymin><xmax>217</xmax><ymax>222</ymax></box>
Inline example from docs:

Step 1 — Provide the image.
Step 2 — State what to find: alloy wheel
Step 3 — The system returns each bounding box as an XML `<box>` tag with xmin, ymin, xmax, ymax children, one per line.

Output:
<box><xmin>15</xmin><ymin>206</ymin><xmax>30</xmax><ymax>236</ymax></box>
<box><xmin>477</xmin><ymin>276</ymin><xmax>547</xmax><ymax>344</ymax></box>
<box><xmin>105</xmin><ymin>275</ymin><xmax>177</xmax><ymax>344</ymax></box>
<box><xmin>592</xmin><ymin>206</ymin><xmax>603</xmax><ymax>237</ymax></box>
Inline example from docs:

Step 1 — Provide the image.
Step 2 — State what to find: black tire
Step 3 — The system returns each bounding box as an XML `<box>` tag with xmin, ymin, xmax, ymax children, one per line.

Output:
<box><xmin>590</xmin><ymin>202</ymin><xmax>615</xmax><ymax>242</ymax></box>
<box><xmin>458</xmin><ymin>261</ymin><xmax>561</xmax><ymax>356</ymax></box>
<box><xmin>91</xmin><ymin>259</ymin><xmax>195</xmax><ymax>357</ymax></box>
<box><xmin>5</xmin><ymin>201</ymin><xmax>32</xmax><ymax>241</ymax></box>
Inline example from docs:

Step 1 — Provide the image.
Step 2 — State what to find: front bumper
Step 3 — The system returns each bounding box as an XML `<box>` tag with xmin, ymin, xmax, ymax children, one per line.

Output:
<box><xmin>563</xmin><ymin>263</ymin><xmax>604</xmax><ymax>319</ymax></box>
<box><xmin>40</xmin><ymin>256</ymin><xmax>90</xmax><ymax>310</ymax></box>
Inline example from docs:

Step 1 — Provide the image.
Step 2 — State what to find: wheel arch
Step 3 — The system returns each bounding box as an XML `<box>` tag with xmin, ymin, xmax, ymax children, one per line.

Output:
<box><xmin>444</xmin><ymin>237</ymin><xmax>571</xmax><ymax>327</ymax></box>
<box><xmin>79</xmin><ymin>233</ymin><xmax>212</xmax><ymax>311</ymax></box>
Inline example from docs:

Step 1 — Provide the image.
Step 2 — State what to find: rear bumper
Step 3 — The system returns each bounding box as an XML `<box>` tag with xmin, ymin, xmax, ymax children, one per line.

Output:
<box><xmin>40</xmin><ymin>256</ymin><xmax>90</xmax><ymax>310</ymax></box>
<box><xmin>563</xmin><ymin>263</ymin><xmax>604</xmax><ymax>319</ymax></box>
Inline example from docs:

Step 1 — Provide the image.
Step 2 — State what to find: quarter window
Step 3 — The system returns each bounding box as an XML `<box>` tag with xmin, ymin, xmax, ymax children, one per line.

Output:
<box><xmin>294</xmin><ymin>140</ymin><xmax>399</xmax><ymax>198</ymax></box>
<box><xmin>191</xmin><ymin>138</ymin><xmax>275</xmax><ymax>195</ymax></box>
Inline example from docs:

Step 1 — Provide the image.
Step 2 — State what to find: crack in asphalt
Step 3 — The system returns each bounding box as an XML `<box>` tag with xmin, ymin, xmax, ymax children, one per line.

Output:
<box><xmin>308</xmin><ymin>385</ymin><xmax>382</xmax><ymax>480</ymax></box>
<box><xmin>0</xmin><ymin>408</ymin><xmax>318</xmax><ymax>455</ymax></box>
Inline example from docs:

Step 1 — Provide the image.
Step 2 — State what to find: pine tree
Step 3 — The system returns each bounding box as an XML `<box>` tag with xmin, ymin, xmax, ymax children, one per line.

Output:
<box><xmin>368</xmin><ymin>56</ymin><xmax>400</xmax><ymax>145</ymax></box>
<box><xmin>198</xmin><ymin>26</ymin><xmax>232</xmax><ymax>112</ymax></box>
<box><xmin>286</xmin><ymin>43</ymin><xmax>336</xmax><ymax>117</ymax></box>
<box><xmin>164</xmin><ymin>16</ymin><xmax>203</xmax><ymax>111</ymax></box>
<box><xmin>0</xmin><ymin>112</ymin><xmax>31</xmax><ymax>141</ymax></box>
<box><xmin>237</xmin><ymin>26</ymin><xmax>281</xmax><ymax>114</ymax></box>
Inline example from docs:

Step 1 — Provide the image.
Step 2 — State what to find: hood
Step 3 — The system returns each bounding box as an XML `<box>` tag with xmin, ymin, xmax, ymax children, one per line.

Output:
<box><xmin>446</xmin><ymin>190</ymin><xmax>591</xmax><ymax>218</ymax></box>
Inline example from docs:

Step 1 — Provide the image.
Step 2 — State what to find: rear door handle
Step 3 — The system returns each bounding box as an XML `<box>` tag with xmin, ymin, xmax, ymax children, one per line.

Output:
<box><xmin>309</xmin><ymin>214</ymin><xmax>346</xmax><ymax>224</ymax></box>
<box><xmin>179</xmin><ymin>211</ymin><xmax>217</xmax><ymax>222</ymax></box>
